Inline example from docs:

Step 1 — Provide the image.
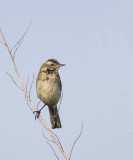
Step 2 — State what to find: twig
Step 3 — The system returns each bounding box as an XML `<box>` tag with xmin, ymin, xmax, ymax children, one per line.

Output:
<box><xmin>11</xmin><ymin>21</ymin><xmax>32</xmax><ymax>53</ymax></box>
<box><xmin>46</xmin><ymin>141</ymin><xmax>60</xmax><ymax>160</ymax></box>
<box><xmin>42</xmin><ymin>127</ymin><xmax>63</xmax><ymax>151</ymax></box>
<box><xmin>25</xmin><ymin>95</ymin><xmax>33</xmax><ymax>112</ymax></box>
<box><xmin>29</xmin><ymin>74</ymin><xmax>34</xmax><ymax>99</ymax></box>
<box><xmin>51</xmin><ymin>130</ymin><xmax>64</xmax><ymax>151</ymax></box>
<box><xmin>13</xmin><ymin>38</ymin><xmax>24</xmax><ymax>59</ymax></box>
<box><xmin>25</xmin><ymin>77</ymin><xmax>33</xmax><ymax>111</ymax></box>
<box><xmin>0</xmin><ymin>29</ymin><xmax>69</xmax><ymax>160</ymax></box>
<box><xmin>26</xmin><ymin>77</ymin><xmax>29</xmax><ymax>93</ymax></box>
<box><xmin>69</xmin><ymin>123</ymin><xmax>83</xmax><ymax>160</ymax></box>
<box><xmin>6</xmin><ymin>72</ymin><xmax>22</xmax><ymax>91</ymax></box>
<box><xmin>42</xmin><ymin>129</ymin><xmax>54</xmax><ymax>143</ymax></box>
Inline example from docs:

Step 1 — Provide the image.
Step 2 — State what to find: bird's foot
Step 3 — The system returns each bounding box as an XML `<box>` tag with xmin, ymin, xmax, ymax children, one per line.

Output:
<box><xmin>33</xmin><ymin>104</ymin><xmax>47</xmax><ymax>120</ymax></box>
<box><xmin>33</xmin><ymin>110</ymin><xmax>41</xmax><ymax>120</ymax></box>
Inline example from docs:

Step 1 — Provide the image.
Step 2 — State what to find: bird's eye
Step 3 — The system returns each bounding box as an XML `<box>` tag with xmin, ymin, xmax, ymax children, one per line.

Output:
<box><xmin>51</xmin><ymin>63</ymin><xmax>54</xmax><ymax>66</ymax></box>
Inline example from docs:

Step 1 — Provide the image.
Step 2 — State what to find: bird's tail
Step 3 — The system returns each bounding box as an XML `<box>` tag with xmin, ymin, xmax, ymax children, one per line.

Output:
<box><xmin>48</xmin><ymin>106</ymin><xmax>62</xmax><ymax>129</ymax></box>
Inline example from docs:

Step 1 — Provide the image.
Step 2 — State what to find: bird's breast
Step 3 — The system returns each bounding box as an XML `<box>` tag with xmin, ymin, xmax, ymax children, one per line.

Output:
<box><xmin>36</xmin><ymin>75</ymin><xmax>61</xmax><ymax>106</ymax></box>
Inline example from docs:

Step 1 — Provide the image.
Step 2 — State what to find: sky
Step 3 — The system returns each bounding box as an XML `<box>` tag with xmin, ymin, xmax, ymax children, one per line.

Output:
<box><xmin>0</xmin><ymin>0</ymin><xmax>133</xmax><ymax>160</ymax></box>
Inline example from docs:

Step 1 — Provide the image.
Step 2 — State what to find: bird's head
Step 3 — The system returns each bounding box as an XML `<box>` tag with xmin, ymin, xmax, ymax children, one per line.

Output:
<box><xmin>41</xmin><ymin>59</ymin><xmax>65</xmax><ymax>72</ymax></box>
<box><xmin>46</xmin><ymin>59</ymin><xmax>65</xmax><ymax>70</ymax></box>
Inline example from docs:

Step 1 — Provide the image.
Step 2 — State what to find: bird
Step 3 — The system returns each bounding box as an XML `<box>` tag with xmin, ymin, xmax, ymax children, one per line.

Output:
<box><xmin>35</xmin><ymin>59</ymin><xmax>65</xmax><ymax>129</ymax></box>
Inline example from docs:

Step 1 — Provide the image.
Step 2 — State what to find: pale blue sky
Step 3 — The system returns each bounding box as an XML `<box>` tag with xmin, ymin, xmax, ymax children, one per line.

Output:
<box><xmin>0</xmin><ymin>0</ymin><xmax>133</xmax><ymax>160</ymax></box>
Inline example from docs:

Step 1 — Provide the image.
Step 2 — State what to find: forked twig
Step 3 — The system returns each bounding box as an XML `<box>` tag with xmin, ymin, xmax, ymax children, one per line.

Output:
<box><xmin>11</xmin><ymin>21</ymin><xmax>32</xmax><ymax>53</ymax></box>
<box><xmin>42</xmin><ymin>128</ymin><xmax>63</xmax><ymax>151</ymax></box>
<box><xmin>13</xmin><ymin>39</ymin><xmax>24</xmax><ymax>59</ymax></box>
<box><xmin>51</xmin><ymin>130</ymin><xmax>64</xmax><ymax>151</ymax></box>
<box><xmin>69</xmin><ymin>123</ymin><xmax>83</xmax><ymax>160</ymax></box>
<box><xmin>0</xmin><ymin>29</ymin><xmax>69</xmax><ymax>160</ymax></box>
<box><xmin>42</xmin><ymin>129</ymin><xmax>54</xmax><ymax>143</ymax></box>
<box><xmin>6</xmin><ymin>72</ymin><xmax>22</xmax><ymax>91</ymax></box>
<box><xmin>46</xmin><ymin>141</ymin><xmax>60</xmax><ymax>160</ymax></box>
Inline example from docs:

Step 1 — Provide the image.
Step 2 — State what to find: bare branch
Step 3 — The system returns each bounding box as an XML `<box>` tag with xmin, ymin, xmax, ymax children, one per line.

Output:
<box><xmin>39</xmin><ymin>121</ymin><xmax>63</xmax><ymax>152</ymax></box>
<box><xmin>29</xmin><ymin>74</ymin><xmax>34</xmax><ymax>99</ymax></box>
<box><xmin>25</xmin><ymin>96</ymin><xmax>33</xmax><ymax>112</ymax></box>
<box><xmin>42</xmin><ymin>129</ymin><xmax>54</xmax><ymax>143</ymax></box>
<box><xmin>51</xmin><ymin>130</ymin><xmax>64</xmax><ymax>151</ymax></box>
<box><xmin>26</xmin><ymin>77</ymin><xmax>29</xmax><ymax>93</ymax></box>
<box><xmin>46</xmin><ymin>141</ymin><xmax>60</xmax><ymax>160</ymax></box>
<box><xmin>11</xmin><ymin>21</ymin><xmax>32</xmax><ymax>53</ymax></box>
<box><xmin>25</xmin><ymin>77</ymin><xmax>34</xmax><ymax>112</ymax></box>
<box><xmin>0</xmin><ymin>29</ymin><xmax>69</xmax><ymax>160</ymax></box>
<box><xmin>13</xmin><ymin>38</ymin><xmax>24</xmax><ymax>59</ymax></box>
<box><xmin>6</xmin><ymin>72</ymin><xmax>22</xmax><ymax>91</ymax></box>
<box><xmin>42</xmin><ymin>127</ymin><xmax>63</xmax><ymax>151</ymax></box>
<box><xmin>69</xmin><ymin>123</ymin><xmax>83</xmax><ymax>160</ymax></box>
<box><xmin>6</xmin><ymin>72</ymin><xmax>33</xmax><ymax>111</ymax></box>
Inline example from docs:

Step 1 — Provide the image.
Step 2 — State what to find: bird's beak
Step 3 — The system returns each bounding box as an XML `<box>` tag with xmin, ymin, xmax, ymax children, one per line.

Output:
<box><xmin>59</xmin><ymin>64</ymin><xmax>65</xmax><ymax>67</ymax></box>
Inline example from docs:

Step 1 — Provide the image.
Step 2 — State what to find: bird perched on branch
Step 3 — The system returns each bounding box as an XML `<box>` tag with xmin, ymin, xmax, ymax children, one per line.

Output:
<box><xmin>35</xmin><ymin>59</ymin><xmax>65</xmax><ymax>129</ymax></box>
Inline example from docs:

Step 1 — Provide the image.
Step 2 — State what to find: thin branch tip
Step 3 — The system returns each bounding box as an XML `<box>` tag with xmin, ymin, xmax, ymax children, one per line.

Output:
<box><xmin>5</xmin><ymin>72</ymin><xmax>22</xmax><ymax>90</ymax></box>
<box><xmin>42</xmin><ymin>129</ymin><xmax>54</xmax><ymax>143</ymax></box>
<box><xmin>69</xmin><ymin>123</ymin><xmax>83</xmax><ymax>160</ymax></box>
<box><xmin>46</xmin><ymin>141</ymin><xmax>60</xmax><ymax>160</ymax></box>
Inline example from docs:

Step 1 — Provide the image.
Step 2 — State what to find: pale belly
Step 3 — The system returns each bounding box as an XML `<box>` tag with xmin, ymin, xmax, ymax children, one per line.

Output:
<box><xmin>36</xmin><ymin>79</ymin><xmax>61</xmax><ymax>106</ymax></box>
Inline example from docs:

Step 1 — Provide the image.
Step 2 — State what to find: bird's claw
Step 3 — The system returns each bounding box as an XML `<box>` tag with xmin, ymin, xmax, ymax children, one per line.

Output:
<box><xmin>33</xmin><ymin>110</ymin><xmax>41</xmax><ymax>120</ymax></box>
